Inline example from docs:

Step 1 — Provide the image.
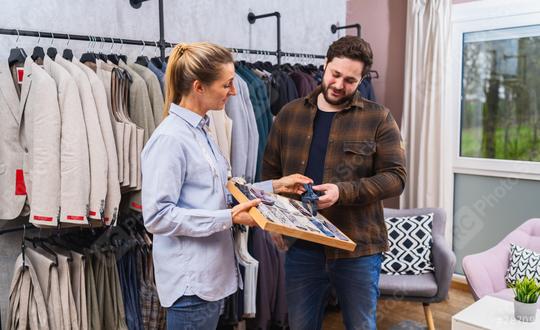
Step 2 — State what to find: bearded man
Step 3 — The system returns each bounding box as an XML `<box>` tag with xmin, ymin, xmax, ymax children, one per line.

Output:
<box><xmin>262</xmin><ymin>36</ymin><xmax>407</xmax><ymax>330</ymax></box>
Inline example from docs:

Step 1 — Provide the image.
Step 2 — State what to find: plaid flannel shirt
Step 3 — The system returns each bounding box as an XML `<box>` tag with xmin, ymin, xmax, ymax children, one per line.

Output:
<box><xmin>262</xmin><ymin>86</ymin><xmax>406</xmax><ymax>259</ymax></box>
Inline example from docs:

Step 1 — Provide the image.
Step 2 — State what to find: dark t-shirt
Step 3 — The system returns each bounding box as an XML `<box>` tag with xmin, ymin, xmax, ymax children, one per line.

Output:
<box><xmin>296</xmin><ymin>108</ymin><xmax>336</xmax><ymax>250</ymax></box>
<box><xmin>304</xmin><ymin>109</ymin><xmax>337</xmax><ymax>185</ymax></box>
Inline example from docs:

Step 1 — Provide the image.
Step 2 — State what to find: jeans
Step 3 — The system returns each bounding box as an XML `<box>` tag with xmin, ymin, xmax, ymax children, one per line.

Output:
<box><xmin>285</xmin><ymin>245</ymin><xmax>382</xmax><ymax>330</ymax></box>
<box><xmin>166</xmin><ymin>295</ymin><xmax>223</xmax><ymax>330</ymax></box>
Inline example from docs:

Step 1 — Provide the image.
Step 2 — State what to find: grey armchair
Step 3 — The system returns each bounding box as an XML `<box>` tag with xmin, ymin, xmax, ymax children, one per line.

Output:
<box><xmin>379</xmin><ymin>208</ymin><xmax>456</xmax><ymax>330</ymax></box>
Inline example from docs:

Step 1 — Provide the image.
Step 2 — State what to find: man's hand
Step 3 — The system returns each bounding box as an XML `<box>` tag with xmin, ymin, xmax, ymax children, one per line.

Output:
<box><xmin>313</xmin><ymin>183</ymin><xmax>339</xmax><ymax>210</ymax></box>
<box><xmin>272</xmin><ymin>174</ymin><xmax>313</xmax><ymax>194</ymax></box>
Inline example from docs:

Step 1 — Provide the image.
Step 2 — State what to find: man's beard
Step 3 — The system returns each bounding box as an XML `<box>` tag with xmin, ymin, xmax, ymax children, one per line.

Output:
<box><xmin>321</xmin><ymin>81</ymin><xmax>356</xmax><ymax>106</ymax></box>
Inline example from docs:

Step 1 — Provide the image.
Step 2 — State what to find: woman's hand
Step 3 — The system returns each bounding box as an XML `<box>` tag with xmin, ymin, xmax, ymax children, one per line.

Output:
<box><xmin>231</xmin><ymin>199</ymin><xmax>261</xmax><ymax>227</ymax></box>
<box><xmin>272</xmin><ymin>174</ymin><xmax>313</xmax><ymax>195</ymax></box>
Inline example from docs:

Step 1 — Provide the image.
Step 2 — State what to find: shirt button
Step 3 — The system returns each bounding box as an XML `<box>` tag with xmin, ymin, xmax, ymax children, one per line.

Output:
<box><xmin>301</xmin><ymin>160</ymin><xmax>305</xmax><ymax>165</ymax></box>
<box><xmin>307</xmin><ymin>135</ymin><xmax>311</xmax><ymax>139</ymax></box>
<box><xmin>24</xmin><ymin>148</ymin><xmax>28</xmax><ymax>152</ymax></box>
<box><xmin>223</xmin><ymin>224</ymin><xmax>227</xmax><ymax>230</ymax></box>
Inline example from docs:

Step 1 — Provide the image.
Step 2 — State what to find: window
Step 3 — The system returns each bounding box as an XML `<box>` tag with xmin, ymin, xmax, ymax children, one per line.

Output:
<box><xmin>461</xmin><ymin>25</ymin><xmax>540</xmax><ymax>162</ymax></box>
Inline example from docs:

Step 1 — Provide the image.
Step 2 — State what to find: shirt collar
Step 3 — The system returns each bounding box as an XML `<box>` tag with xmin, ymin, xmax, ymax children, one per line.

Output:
<box><xmin>169</xmin><ymin>103</ymin><xmax>209</xmax><ymax>129</ymax></box>
<box><xmin>305</xmin><ymin>85</ymin><xmax>365</xmax><ymax>110</ymax></box>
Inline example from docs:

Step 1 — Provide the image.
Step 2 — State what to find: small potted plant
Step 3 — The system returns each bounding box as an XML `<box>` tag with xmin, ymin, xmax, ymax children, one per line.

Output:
<box><xmin>510</xmin><ymin>277</ymin><xmax>540</xmax><ymax>322</ymax></box>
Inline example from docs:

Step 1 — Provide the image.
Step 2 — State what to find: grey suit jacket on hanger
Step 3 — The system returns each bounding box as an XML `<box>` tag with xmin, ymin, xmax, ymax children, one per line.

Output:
<box><xmin>0</xmin><ymin>62</ymin><xmax>27</xmax><ymax>220</ymax></box>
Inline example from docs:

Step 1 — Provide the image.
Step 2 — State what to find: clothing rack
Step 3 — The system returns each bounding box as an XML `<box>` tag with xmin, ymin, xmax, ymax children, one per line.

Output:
<box><xmin>0</xmin><ymin>28</ymin><xmax>325</xmax><ymax>63</ymax></box>
<box><xmin>331</xmin><ymin>23</ymin><xmax>361</xmax><ymax>37</ymax></box>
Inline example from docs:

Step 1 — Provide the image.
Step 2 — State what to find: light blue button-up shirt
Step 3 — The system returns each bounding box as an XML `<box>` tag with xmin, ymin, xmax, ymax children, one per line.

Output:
<box><xmin>141</xmin><ymin>103</ymin><xmax>271</xmax><ymax>307</ymax></box>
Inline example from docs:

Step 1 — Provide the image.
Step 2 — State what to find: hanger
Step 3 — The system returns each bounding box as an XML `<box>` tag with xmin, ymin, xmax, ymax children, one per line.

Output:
<box><xmin>135</xmin><ymin>41</ymin><xmax>149</xmax><ymax>66</ymax></box>
<box><xmin>107</xmin><ymin>38</ymin><xmax>119</xmax><ymax>65</ymax></box>
<box><xmin>8</xmin><ymin>30</ymin><xmax>27</xmax><ymax>67</ymax></box>
<box><xmin>150</xmin><ymin>41</ymin><xmax>163</xmax><ymax>69</ymax></box>
<box><xmin>46</xmin><ymin>33</ymin><xmax>57</xmax><ymax>60</ymax></box>
<box><xmin>117</xmin><ymin>39</ymin><xmax>127</xmax><ymax>63</ymax></box>
<box><xmin>62</xmin><ymin>34</ymin><xmax>74</xmax><ymax>61</ymax></box>
<box><xmin>26</xmin><ymin>236</ymin><xmax>58</xmax><ymax>267</ymax></box>
<box><xmin>21</xmin><ymin>224</ymin><xmax>28</xmax><ymax>270</ymax></box>
<box><xmin>31</xmin><ymin>31</ymin><xmax>45</xmax><ymax>61</ymax></box>
<box><xmin>97</xmin><ymin>37</ymin><xmax>108</xmax><ymax>62</ymax></box>
<box><xmin>80</xmin><ymin>36</ymin><xmax>97</xmax><ymax>63</ymax></box>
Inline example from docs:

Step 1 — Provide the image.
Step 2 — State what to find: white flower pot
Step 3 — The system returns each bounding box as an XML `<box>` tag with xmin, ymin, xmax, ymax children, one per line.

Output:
<box><xmin>514</xmin><ymin>299</ymin><xmax>538</xmax><ymax>322</ymax></box>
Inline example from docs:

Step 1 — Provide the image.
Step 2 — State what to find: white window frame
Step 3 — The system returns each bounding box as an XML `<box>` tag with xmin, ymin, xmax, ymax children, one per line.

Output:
<box><xmin>443</xmin><ymin>0</ymin><xmax>540</xmax><ymax>246</ymax></box>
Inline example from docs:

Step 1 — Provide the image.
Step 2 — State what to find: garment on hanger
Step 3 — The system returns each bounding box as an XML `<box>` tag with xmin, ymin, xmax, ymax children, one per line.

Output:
<box><xmin>55</xmin><ymin>55</ymin><xmax>108</xmax><ymax>222</ymax></box>
<box><xmin>70</xmin><ymin>251</ymin><xmax>88</xmax><ymax>330</ymax></box>
<box><xmin>19</xmin><ymin>56</ymin><xmax>61</xmax><ymax>227</ymax></box>
<box><xmin>246</xmin><ymin>228</ymin><xmax>288</xmax><ymax>329</ymax></box>
<box><xmin>146</xmin><ymin>61</ymin><xmax>165</xmax><ymax>101</ymax></box>
<box><xmin>77</xmin><ymin>59</ymin><xmax>121</xmax><ymax>225</ymax></box>
<box><xmin>7</xmin><ymin>214</ymin><xmax>164</xmax><ymax>330</ymax></box>
<box><xmin>7</xmin><ymin>254</ymin><xmax>50</xmax><ymax>330</ymax></box>
<box><xmin>289</xmin><ymin>70</ymin><xmax>317</xmax><ymax>97</ymax></box>
<box><xmin>235</xmin><ymin>64</ymin><xmax>272</xmax><ymax>181</ymax></box>
<box><xmin>0</xmin><ymin>59</ymin><xmax>28</xmax><ymax>220</ymax></box>
<box><xmin>43</xmin><ymin>55</ymin><xmax>90</xmax><ymax>225</ymax></box>
<box><xmin>269</xmin><ymin>70</ymin><xmax>298</xmax><ymax>116</ymax></box>
<box><xmin>25</xmin><ymin>246</ymin><xmax>64</xmax><ymax>329</ymax></box>
<box><xmin>207</xmin><ymin>109</ymin><xmax>233</xmax><ymax>173</ymax></box>
<box><xmin>358</xmin><ymin>75</ymin><xmax>376</xmax><ymax>102</ymax></box>
<box><xmin>224</xmin><ymin>74</ymin><xmax>259</xmax><ymax>183</ymax></box>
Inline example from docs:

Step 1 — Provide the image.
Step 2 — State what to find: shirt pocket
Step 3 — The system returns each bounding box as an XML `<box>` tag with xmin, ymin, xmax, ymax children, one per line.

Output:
<box><xmin>342</xmin><ymin>141</ymin><xmax>376</xmax><ymax>177</ymax></box>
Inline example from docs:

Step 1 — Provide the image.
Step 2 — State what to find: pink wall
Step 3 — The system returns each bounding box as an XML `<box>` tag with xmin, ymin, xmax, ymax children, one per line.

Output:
<box><xmin>346</xmin><ymin>0</ymin><xmax>407</xmax><ymax>126</ymax></box>
<box><xmin>346</xmin><ymin>0</ymin><xmax>407</xmax><ymax>208</ymax></box>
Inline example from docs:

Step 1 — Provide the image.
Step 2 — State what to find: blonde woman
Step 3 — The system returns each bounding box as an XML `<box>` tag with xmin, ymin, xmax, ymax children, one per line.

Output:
<box><xmin>141</xmin><ymin>42</ymin><xmax>311</xmax><ymax>329</ymax></box>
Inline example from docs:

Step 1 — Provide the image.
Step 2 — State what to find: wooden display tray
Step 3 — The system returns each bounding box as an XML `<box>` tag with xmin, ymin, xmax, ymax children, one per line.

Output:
<box><xmin>227</xmin><ymin>180</ymin><xmax>356</xmax><ymax>251</ymax></box>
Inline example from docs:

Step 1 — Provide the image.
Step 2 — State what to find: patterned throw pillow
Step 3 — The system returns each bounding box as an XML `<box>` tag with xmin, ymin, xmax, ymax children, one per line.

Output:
<box><xmin>505</xmin><ymin>244</ymin><xmax>540</xmax><ymax>285</ymax></box>
<box><xmin>381</xmin><ymin>213</ymin><xmax>435</xmax><ymax>275</ymax></box>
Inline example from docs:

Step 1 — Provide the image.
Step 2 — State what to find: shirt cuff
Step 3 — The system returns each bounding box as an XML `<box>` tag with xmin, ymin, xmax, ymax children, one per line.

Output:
<box><xmin>253</xmin><ymin>180</ymin><xmax>274</xmax><ymax>194</ymax></box>
<box><xmin>212</xmin><ymin>209</ymin><xmax>233</xmax><ymax>231</ymax></box>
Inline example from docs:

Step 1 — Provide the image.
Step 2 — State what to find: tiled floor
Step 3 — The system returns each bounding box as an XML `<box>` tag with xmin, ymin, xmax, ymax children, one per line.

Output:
<box><xmin>322</xmin><ymin>284</ymin><xmax>475</xmax><ymax>330</ymax></box>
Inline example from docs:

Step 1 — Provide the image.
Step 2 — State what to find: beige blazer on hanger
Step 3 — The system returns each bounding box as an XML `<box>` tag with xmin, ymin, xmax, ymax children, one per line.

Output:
<box><xmin>0</xmin><ymin>62</ymin><xmax>27</xmax><ymax>220</ymax></box>
<box><xmin>76</xmin><ymin>59</ymin><xmax>121</xmax><ymax>225</ymax></box>
<box><xmin>119</xmin><ymin>61</ymin><xmax>155</xmax><ymax>141</ymax></box>
<box><xmin>106</xmin><ymin>61</ymin><xmax>133</xmax><ymax>188</ymax></box>
<box><xmin>112</xmin><ymin>62</ymin><xmax>139</xmax><ymax>190</ymax></box>
<box><xmin>128</xmin><ymin>63</ymin><xmax>164</xmax><ymax>128</ymax></box>
<box><xmin>126</xmin><ymin>63</ymin><xmax>165</xmax><ymax>211</ymax></box>
<box><xmin>42</xmin><ymin>56</ymin><xmax>90</xmax><ymax>225</ymax></box>
<box><xmin>19</xmin><ymin>57</ymin><xmax>61</xmax><ymax>226</ymax></box>
<box><xmin>117</xmin><ymin>64</ymin><xmax>149</xmax><ymax>192</ymax></box>
<box><xmin>95</xmin><ymin>60</ymin><xmax>125</xmax><ymax>186</ymax></box>
<box><xmin>207</xmin><ymin>110</ymin><xmax>233</xmax><ymax>168</ymax></box>
<box><xmin>55</xmin><ymin>56</ymin><xmax>108</xmax><ymax>221</ymax></box>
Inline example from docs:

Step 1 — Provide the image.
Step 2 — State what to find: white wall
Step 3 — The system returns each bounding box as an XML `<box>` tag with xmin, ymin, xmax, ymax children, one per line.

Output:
<box><xmin>0</xmin><ymin>0</ymin><xmax>346</xmax><ymax>321</ymax></box>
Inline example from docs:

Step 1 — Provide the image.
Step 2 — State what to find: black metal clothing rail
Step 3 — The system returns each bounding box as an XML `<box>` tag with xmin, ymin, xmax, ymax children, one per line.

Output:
<box><xmin>0</xmin><ymin>28</ymin><xmax>174</xmax><ymax>49</ymax></box>
<box><xmin>0</xmin><ymin>28</ymin><xmax>326</xmax><ymax>62</ymax></box>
